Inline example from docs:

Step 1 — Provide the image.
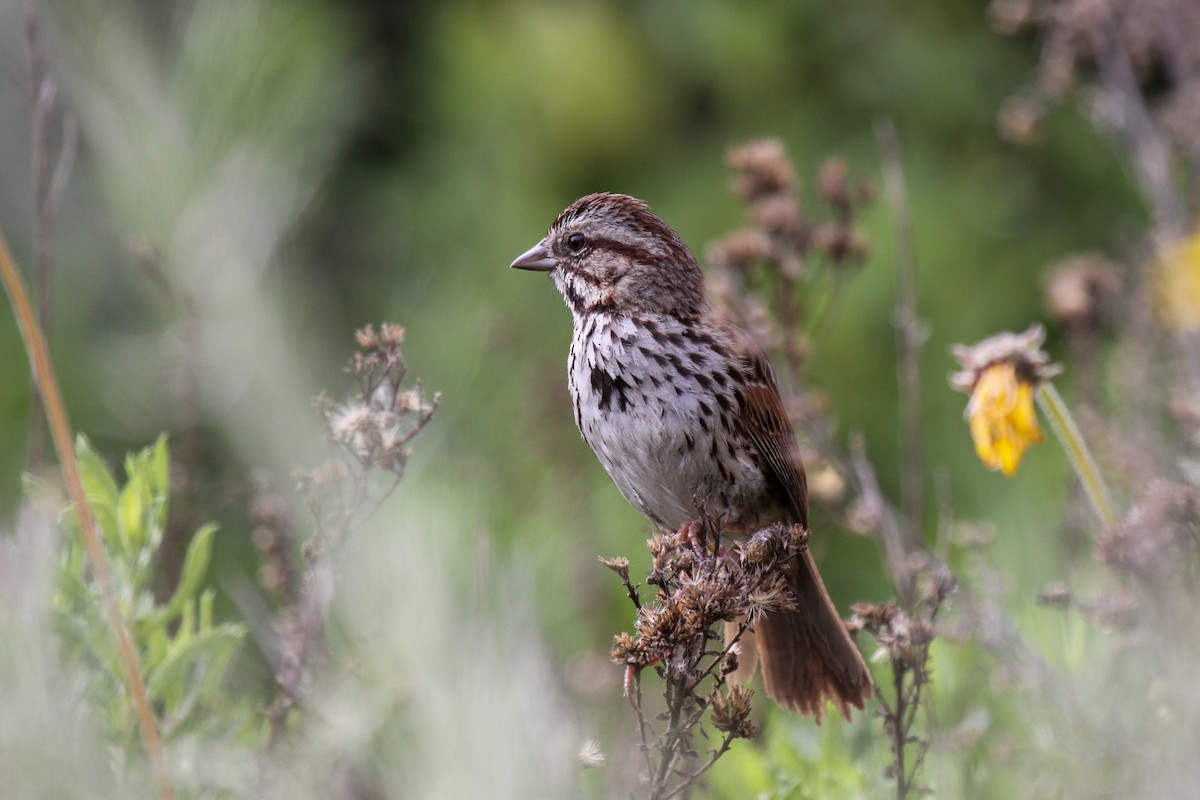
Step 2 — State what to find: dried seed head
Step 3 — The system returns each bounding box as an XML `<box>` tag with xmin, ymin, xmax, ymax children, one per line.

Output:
<box><xmin>749</xmin><ymin>194</ymin><xmax>803</xmax><ymax>240</ymax></box>
<box><xmin>598</xmin><ymin>555</ymin><xmax>630</xmax><ymax>576</ymax></box>
<box><xmin>1044</xmin><ymin>252</ymin><xmax>1120</xmax><ymax>328</ymax></box>
<box><xmin>577</xmin><ymin>739</ymin><xmax>605</xmax><ymax>769</ymax></box>
<box><xmin>354</xmin><ymin>324</ymin><xmax>379</xmax><ymax>350</ymax></box>
<box><xmin>706</xmin><ymin>229</ymin><xmax>772</xmax><ymax>273</ymax></box>
<box><xmin>710</xmin><ymin>685</ymin><xmax>758</xmax><ymax>739</ymax></box>
<box><xmin>745</xmin><ymin>573</ymin><xmax>795</xmax><ymax>620</ymax></box>
<box><xmin>611</xmin><ymin>632</ymin><xmax>651</xmax><ymax>667</ymax></box>
<box><xmin>727</xmin><ymin>138</ymin><xmax>794</xmax><ymax>201</ymax></box>
<box><xmin>817</xmin><ymin>157</ymin><xmax>851</xmax><ymax>207</ymax></box>
<box><xmin>379</xmin><ymin>322</ymin><xmax>406</xmax><ymax>347</ymax></box>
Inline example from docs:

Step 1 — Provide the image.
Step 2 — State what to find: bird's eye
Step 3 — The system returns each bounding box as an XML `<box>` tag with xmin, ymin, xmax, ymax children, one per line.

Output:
<box><xmin>567</xmin><ymin>232</ymin><xmax>587</xmax><ymax>253</ymax></box>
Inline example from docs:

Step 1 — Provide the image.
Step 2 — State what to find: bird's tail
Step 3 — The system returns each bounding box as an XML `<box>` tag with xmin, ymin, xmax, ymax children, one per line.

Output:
<box><xmin>729</xmin><ymin>548</ymin><xmax>872</xmax><ymax>720</ymax></box>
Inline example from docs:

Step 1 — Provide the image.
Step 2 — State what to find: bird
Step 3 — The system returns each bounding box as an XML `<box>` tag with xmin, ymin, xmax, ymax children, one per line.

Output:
<box><xmin>511</xmin><ymin>192</ymin><xmax>871</xmax><ymax>719</ymax></box>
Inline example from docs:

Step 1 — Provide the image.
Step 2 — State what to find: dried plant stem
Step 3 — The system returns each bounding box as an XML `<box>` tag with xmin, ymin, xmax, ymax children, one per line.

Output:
<box><xmin>1035</xmin><ymin>383</ymin><xmax>1116</xmax><ymax>526</ymax></box>
<box><xmin>24</xmin><ymin>13</ymin><xmax>52</xmax><ymax>475</ymax></box>
<box><xmin>0</xmin><ymin>227</ymin><xmax>174</xmax><ymax>799</ymax></box>
<box><xmin>874</xmin><ymin>117</ymin><xmax>926</xmax><ymax>539</ymax></box>
<box><xmin>650</xmin><ymin>674</ymin><xmax>691</xmax><ymax>799</ymax></box>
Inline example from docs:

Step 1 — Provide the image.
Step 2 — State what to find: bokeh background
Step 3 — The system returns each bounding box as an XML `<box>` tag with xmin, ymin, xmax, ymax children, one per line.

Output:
<box><xmin>0</xmin><ymin>1</ymin><xmax>1170</xmax><ymax>798</ymax></box>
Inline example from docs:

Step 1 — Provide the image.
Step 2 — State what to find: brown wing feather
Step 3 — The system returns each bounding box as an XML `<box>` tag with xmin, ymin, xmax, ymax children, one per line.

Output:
<box><xmin>718</xmin><ymin>319</ymin><xmax>872</xmax><ymax>719</ymax></box>
<box><xmin>722</xmin><ymin>321</ymin><xmax>809</xmax><ymax>527</ymax></box>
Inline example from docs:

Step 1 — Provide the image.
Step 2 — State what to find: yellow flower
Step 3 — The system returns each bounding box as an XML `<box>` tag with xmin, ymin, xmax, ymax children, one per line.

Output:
<box><xmin>966</xmin><ymin>362</ymin><xmax>1044</xmax><ymax>475</ymax></box>
<box><xmin>951</xmin><ymin>324</ymin><xmax>1059</xmax><ymax>477</ymax></box>
<box><xmin>1153</xmin><ymin>230</ymin><xmax>1200</xmax><ymax>332</ymax></box>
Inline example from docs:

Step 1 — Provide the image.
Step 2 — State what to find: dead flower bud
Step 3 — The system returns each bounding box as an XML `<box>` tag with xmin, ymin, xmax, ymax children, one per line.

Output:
<box><xmin>611</xmin><ymin>632</ymin><xmax>651</xmax><ymax>667</ymax></box>
<box><xmin>393</xmin><ymin>388</ymin><xmax>425</xmax><ymax>414</ymax></box>
<box><xmin>706</xmin><ymin>229</ymin><xmax>772</xmax><ymax>273</ymax></box>
<box><xmin>710</xmin><ymin>685</ymin><xmax>758</xmax><ymax>739</ymax></box>
<box><xmin>379</xmin><ymin>322</ymin><xmax>406</xmax><ymax>347</ymax></box>
<box><xmin>745</xmin><ymin>573</ymin><xmax>796</xmax><ymax>620</ymax></box>
<box><xmin>817</xmin><ymin>157</ymin><xmax>851</xmax><ymax>207</ymax></box>
<box><xmin>814</xmin><ymin>223</ymin><xmax>870</xmax><ymax>266</ymax></box>
<box><xmin>850</xmin><ymin>600</ymin><xmax>935</xmax><ymax>668</ymax></box>
<box><xmin>749</xmin><ymin>194</ymin><xmax>803</xmax><ymax>241</ymax></box>
<box><xmin>1044</xmin><ymin>253</ymin><xmax>1120</xmax><ymax>329</ymax></box>
<box><xmin>727</xmin><ymin>138</ymin><xmax>794</xmax><ymax>201</ymax></box>
<box><xmin>722</xmin><ymin>644</ymin><xmax>740</xmax><ymax>675</ymax></box>
<box><xmin>354</xmin><ymin>324</ymin><xmax>379</xmax><ymax>350</ymax></box>
<box><xmin>328</xmin><ymin>401</ymin><xmax>372</xmax><ymax>447</ymax></box>
<box><xmin>599</xmin><ymin>556</ymin><xmax>630</xmax><ymax>578</ymax></box>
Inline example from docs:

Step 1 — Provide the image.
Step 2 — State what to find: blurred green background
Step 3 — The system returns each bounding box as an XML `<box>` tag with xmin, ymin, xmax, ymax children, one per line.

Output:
<box><xmin>0</xmin><ymin>0</ymin><xmax>1152</xmax><ymax>796</ymax></box>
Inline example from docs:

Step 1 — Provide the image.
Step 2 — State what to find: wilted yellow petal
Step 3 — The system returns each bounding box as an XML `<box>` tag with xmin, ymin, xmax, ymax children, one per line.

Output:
<box><xmin>965</xmin><ymin>362</ymin><xmax>1044</xmax><ymax>476</ymax></box>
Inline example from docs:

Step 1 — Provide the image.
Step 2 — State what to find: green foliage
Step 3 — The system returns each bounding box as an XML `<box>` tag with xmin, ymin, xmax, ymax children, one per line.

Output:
<box><xmin>52</xmin><ymin>435</ymin><xmax>248</xmax><ymax>748</ymax></box>
<box><xmin>706</xmin><ymin>717</ymin><xmax>872</xmax><ymax>800</ymax></box>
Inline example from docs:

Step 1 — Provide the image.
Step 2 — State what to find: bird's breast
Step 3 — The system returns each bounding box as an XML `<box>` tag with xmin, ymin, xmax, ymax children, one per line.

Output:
<box><xmin>567</xmin><ymin>312</ymin><xmax>765</xmax><ymax>529</ymax></box>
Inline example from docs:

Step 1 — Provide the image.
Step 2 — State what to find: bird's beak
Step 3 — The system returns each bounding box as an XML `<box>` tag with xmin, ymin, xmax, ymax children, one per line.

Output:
<box><xmin>510</xmin><ymin>242</ymin><xmax>557</xmax><ymax>272</ymax></box>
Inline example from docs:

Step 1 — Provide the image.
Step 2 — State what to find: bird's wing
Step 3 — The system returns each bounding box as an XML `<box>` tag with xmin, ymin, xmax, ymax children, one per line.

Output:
<box><xmin>720</xmin><ymin>319</ymin><xmax>809</xmax><ymax>527</ymax></box>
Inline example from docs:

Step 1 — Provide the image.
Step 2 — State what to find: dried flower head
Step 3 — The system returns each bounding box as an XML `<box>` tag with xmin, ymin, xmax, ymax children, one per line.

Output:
<box><xmin>705</xmin><ymin>229</ymin><xmax>771</xmax><ymax>274</ymax></box>
<box><xmin>997</xmin><ymin>94</ymin><xmax>1044</xmax><ymax>144</ymax></box>
<box><xmin>748</xmin><ymin>194</ymin><xmax>803</xmax><ymax>242</ymax></box>
<box><xmin>813</xmin><ymin>222</ymin><xmax>871</xmax><ymax>265</ymax></box>
<box><xmin>709</xmin><ymin>685</ymin><xmax>758</xmax><ymax>739</ymax></box>
<box><xmin>1098</xmin><ymin>481</ymin><xmax>1200</xmax><ymax>609</ymax></box>
<box><xmin>605</xmin><ymin>519</ymin><xmax>809</xmax><ymax>795</ymax></box>
<box><xmin>353</xmin><ymin>324</ymin><xmax>379</xmax><ymax>350</ymax></box>
<box><xmin>1044</xmin><ymin>252</ymin><xmax>1121</xmax><ymax>329</ymax></box>
<box><xmin>817</xmin><ymin>157</ymin><xmax>851</xmax><ymax>207</ymax></box>
<box><xmin>727</xmin><ymin>138</ymin><xmax>794</xmax><ymax>201</ymax></box>
<box><xmin>951</xmin><ymin>324</ymin><xmax>1061</xmax><ymax>476</ymax></box>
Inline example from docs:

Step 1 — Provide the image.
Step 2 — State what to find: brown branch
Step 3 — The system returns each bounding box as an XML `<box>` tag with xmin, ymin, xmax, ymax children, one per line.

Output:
<box><xmin>24</xmin><ymin>13</ymin><xmax>51</xmax><ymax>474</ymax></box>
<box><xmin>0</xmin><ymin>227</ymin><xmax>174</xmax><ymax>798</ymax></box>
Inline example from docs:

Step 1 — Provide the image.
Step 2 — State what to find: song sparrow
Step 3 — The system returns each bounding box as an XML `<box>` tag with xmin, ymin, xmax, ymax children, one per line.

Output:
<box><xmin>511</xmin><ymin>192</ymin><xmax>871</xmax><ymax>719</ymax></box>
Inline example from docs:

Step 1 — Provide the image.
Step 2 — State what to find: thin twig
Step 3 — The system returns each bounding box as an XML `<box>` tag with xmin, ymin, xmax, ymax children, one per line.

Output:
<box><xmin>661</xmin><ymin>733</ymin><xmax>736</xmax><ymax>800</ymax></box>
<box><xmin>849</xmin><ymin>435</ymin><xmax>924</xmax><ymax>606</ymax></box>
<box><xmin>0</xmin><ymin>227</ymin><xmax>174</xmax><ymax>799</ymax></box>
<box><xmin>874</xmin><ymin>118</ymin><xmax>926</xmax><ymax>539</ymax></box>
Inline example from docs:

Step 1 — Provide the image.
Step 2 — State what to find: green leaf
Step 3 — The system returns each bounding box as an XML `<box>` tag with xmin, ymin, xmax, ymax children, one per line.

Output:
<box><xmin>118</xmin><ymin>469</ymin><xmax>148</xmax><ymax>553</ymax></box>
<box><xmin>74</xmin><ymin>435</ymin><xmax>120</xmax><ymax>549</ymax></box>
<box><xmin>75</xmin><ymin>435</ymin><xmax>120</xmax><ymax>507</ymax></box>
<box><xmin>150</xmin><ymin>434</ymin><xmax>171</xmax><ymax>527</ymax></box>
<box><xmin>164</xmin><ymin>523</ymin><xmax>218</xmax><ymax>621</ymax></box>
<box><xmin>145</xmin><ymin>624</ymin><xmax>246</xmax><ymax>727</ymax></box>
